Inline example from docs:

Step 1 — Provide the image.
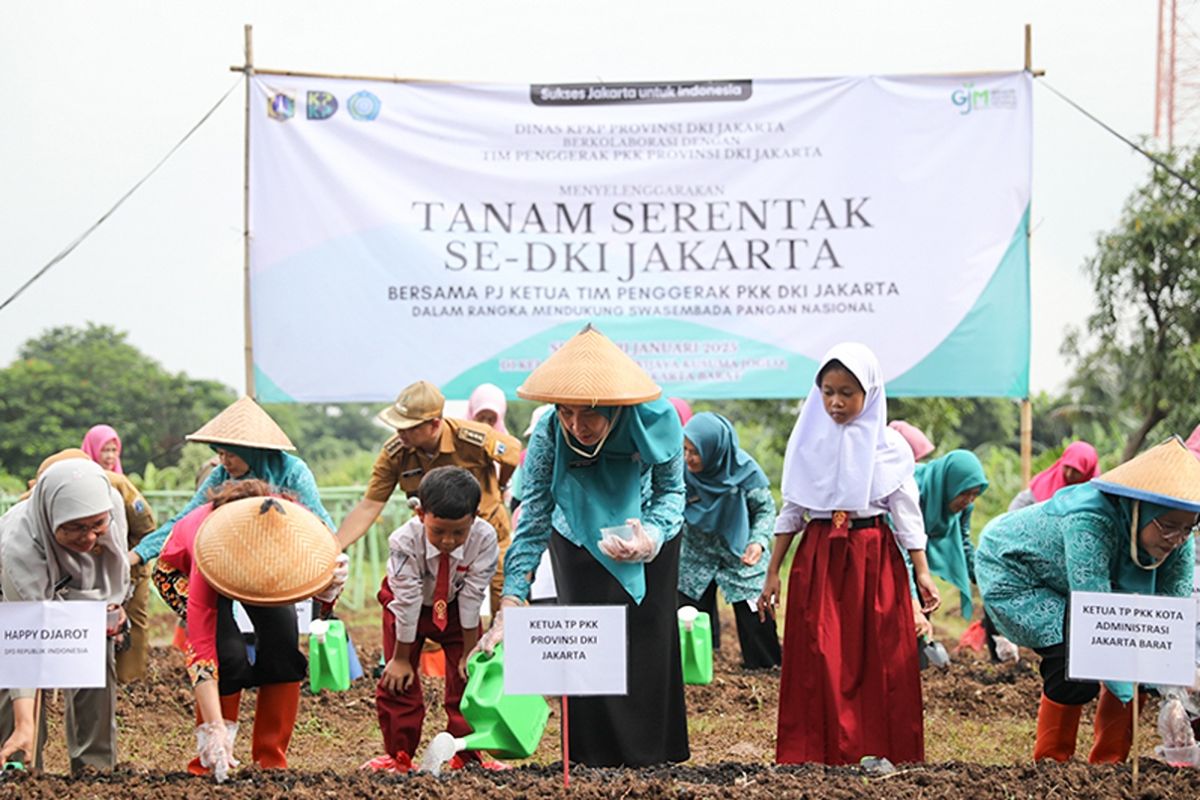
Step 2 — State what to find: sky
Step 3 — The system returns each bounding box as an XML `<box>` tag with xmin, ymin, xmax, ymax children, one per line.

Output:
<box><xmin>0</xmin><ymin>1</ymin><xmax>1165</xmax><ymax>399</ymax></box>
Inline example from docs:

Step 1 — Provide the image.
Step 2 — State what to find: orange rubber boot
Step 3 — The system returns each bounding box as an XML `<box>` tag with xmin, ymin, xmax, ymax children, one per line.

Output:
<box><xmin>1088</xmin><ymin>688</ymin><xmax>1135</xmax><ymax>763</ymax></box>
<box><xmin>1033</xmin><ymin>694</ymin><xmax>1082</xmax><ymax>762</ymax></box>
<box><xmin>252</xmin><ymin>682</ymin><xmax>300</xmax><ymax>768</ymax></box>
<box><xmin>187</xmin><ymin>691</ymin><xmax>241</xmax><ymax>775</ymax></box>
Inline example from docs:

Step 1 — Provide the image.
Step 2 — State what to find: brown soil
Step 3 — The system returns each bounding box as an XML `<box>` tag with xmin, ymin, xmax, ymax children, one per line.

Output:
<box><xmin>3</xmin><ymin>612</ymin><xmax>1193</xmax><ymax>798</ymax></box>
<box><xmin>3</xmin><ymin>761</ymin><xmax>1197</xmax><ymax>799</ymax></box>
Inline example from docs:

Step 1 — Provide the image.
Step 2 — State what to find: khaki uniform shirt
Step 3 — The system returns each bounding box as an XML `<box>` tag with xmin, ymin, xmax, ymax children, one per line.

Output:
<box><xmin>365</xmin><ymin>418</ymin><xmax>520</xmax><ymax>544</ymax></box>
<box><xmin>108</xmin><ymin>472</ymin><xmax>157</xmax><ymax>549</ymax></box>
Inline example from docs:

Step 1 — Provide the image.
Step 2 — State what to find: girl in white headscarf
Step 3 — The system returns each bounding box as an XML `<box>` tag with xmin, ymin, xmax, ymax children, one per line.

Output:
<box><xmin>0</xmin><ymin>459</ymin><xmax>130</xmax><ymax>772</ymax></box>
<box><xmin>760</xmin><ymin>343</ymin><xmax>939</xmax><ymax>766</ymax></box>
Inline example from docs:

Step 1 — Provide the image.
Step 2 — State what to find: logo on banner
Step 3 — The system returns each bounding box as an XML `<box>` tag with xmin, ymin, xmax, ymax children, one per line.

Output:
<box><xmin>951</xmin><ymin>82</ymin><xmax>1018</xmax><ymax>115</ymax></box>
<box><xmin>267</xmin><ymin>92</ymin><xmax>295</xmax><ymax>122</ymax></box>
<box><xmin>348</xmin><ymin>91</ymin><xmax>382</xmax><ymax>121</ymax></box>
<box><xmin>307</xmin><ymin>91</ymin><xmax>339</xmax><ymax>120</ymax></box>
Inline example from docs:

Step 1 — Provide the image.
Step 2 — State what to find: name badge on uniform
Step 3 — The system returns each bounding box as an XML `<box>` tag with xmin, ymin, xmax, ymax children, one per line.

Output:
<box><xmin>401</xmin><ymin>468</ymin><xmax>423</xmax><ymax>478</ymax></box>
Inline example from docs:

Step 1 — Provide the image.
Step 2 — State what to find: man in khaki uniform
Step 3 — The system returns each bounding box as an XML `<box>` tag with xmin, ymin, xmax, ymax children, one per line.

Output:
<box><xmin>22</xmin><ymin>449</ymin><xmax>157</xmax><ymax>683</ymax></box>
<box><xmin>336</xmin><ymin>381</ymin><xmax>520</xmax><ymax>612</ymax></box>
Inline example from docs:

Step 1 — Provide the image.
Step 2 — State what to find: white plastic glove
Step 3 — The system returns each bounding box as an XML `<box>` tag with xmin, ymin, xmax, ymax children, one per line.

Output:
<box><xmin>597</xmin><ymin>519</ymin><xmax>657</xmax><ymax>562</ymax></box>
<box><xmin>474</xmin><ymin>596</ymin><xmax>520</xmax><ymax>656</ymax></box>
<box><xmin>314</xmin><ymin>553</ymin><xmax>350</xmax><ymax>604</ymax></box>
<box><xmin>992</xmin><ymin>634</ymin><xmax>1020</xmax><ymax>665</ymax></box>
<box><xmin>196</xmin><ymin>720</ymin><xmax>239</xmax><ymax>783</ymax></box>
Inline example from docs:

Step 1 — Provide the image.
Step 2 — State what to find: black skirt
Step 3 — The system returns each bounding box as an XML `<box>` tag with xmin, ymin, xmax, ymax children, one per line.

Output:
<box><xmin>215</xmin><ymin>596</ymin><xmax>307</xmax><ymax>695</ymax></box>
<box><xmin>549</xmin><ymin>531</ymin><xmax>690</xmax><ymax>767</ymax></box>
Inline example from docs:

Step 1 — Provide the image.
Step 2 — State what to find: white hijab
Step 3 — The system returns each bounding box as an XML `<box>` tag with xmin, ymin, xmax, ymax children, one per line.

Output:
<box><xmin>780</xmin><ymin>342</ymin><xmax>914</xmax><ymax>513</ymax></box>
<box><xmin>0</xmin><ymin>459</ymin><xmax>129</xmax><ymax>603</ymax></box>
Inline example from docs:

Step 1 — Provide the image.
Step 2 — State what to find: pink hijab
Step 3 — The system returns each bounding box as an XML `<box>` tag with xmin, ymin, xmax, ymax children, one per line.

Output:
<box><xmin>81</xmin><ymin>424</ymin><xmax>123</xmax><ymax>474</ymax></box>
<box><xmin>888</xmin><ymin>420</ymin><xmax>935</xmax><ymax>461</ymax></box>
<box><xmin>669</xmin><ymin>398</ymin><xmax>694</xmax><ymax>426</ymax></box>
<box><xmin>1186</xmin><ymin>424</ymin><xmax>1200</xmax><ymax>459</ymax></box>
<box><xmin>466</xmin><ymin>383</ymin><xmax>508</xmax><ymax>435</ymax></box>
<box><xmin>1028</xmin><ymin>440</ymin><xmax>1099</xmax><ymax>502</ymax></box>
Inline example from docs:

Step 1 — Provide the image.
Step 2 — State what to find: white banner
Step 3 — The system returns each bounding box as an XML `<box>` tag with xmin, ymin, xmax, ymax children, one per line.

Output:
<box><xmin>503</xmin><ymin>605</ymin><xmax>626</xmax><ymax>696</ymax></box>
<box><xmin>0</xmin><ymin>601</ymin><xmax>106</xmax><ymax>689</ymax></box>
<box><xmin>1068</xmin><ymin>591</ymin><xmax>1197</xmax><ymax>688</ymax></box>
<box><xmin>250</xmin><ymin>74</ymin><xmax>1031</xmax><ymax>401</ymax></box>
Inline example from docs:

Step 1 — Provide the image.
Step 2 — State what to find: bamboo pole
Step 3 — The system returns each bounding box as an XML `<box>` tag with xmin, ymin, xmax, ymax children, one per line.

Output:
<box><xmin>1024</xmin><ymin>23</ymin><xmax>1046</xmax><ymax>77</ymax></box>
<box><xmin>228</xmin><ymin>64</ymin><xmax>1028</xmax><ymax>84</ymax></box>
<box><xmin>1019</xmin><ymin>25</ymin><xmax>1037</xmax><ymax>486</ymax></box>
<box><xmin>1132</xmin><ymin>685</ymin><xmax>1140</xmax><ymax>792</ymax></box>
<box><xmin>1020</xmin><ymin>400</ymin><xmax>1033</xmax><ymax>485</ymax></box>
<box><xmin>242</xmin><ymin>24</ymin><xmax>256</xmax><ymax>398</ymax></box>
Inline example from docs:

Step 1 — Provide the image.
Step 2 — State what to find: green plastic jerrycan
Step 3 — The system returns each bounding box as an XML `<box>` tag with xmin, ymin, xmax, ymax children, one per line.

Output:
<box><xmin>677</xmin><ymin>606</ymin><xmax>713</xmax><ymax>685</ymax></box>
<box><xmin>459</xmin><ymin>643</ymin><xmax>550</xmax><ymax>758</ymax></box>
<box><xmin>308</xmin><ymin>619</ymin><xmax>350</xmax><ymax>693</ymax></box>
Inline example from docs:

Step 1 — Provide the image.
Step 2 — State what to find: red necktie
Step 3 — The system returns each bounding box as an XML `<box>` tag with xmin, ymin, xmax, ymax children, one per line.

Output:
<box><xmin>433</xmin><ymin>555</ymin><xmax>450</xmax><ymax>631</ymax></box>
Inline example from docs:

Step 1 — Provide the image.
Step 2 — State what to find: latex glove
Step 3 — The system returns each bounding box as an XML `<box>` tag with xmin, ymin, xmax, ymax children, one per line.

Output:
<box><xmin>474</xmin><ymin>596</ymin><xmax>521</xmax><ymax>657</ymax></box>
<box><xmin>1159</xmin><ymin>697</ymin><xmax>1198</xmax><ymax>749</ymax></box>
<box><xmin>741</xmin><ymin>543</ymin><xmax>764</xmax><ymax>567</ymax></box>
<box><xmin>992</xmin><ymin>634</ymin><xmax>1020</xmax><ymax>665</ymax></box>
<box><xmin>196</xmin><ymin>720</ymin><xmax>239</xmax><ymax>783</ymax></box>
<box><xmin>1104</xmin><ymin>681</ymin><xmax>1135</xmax><ymax>704</ymax></box>
<box><xmin>314</xmin><ymin>553</ymin><xmax>350</xmax><ymax>604</ymax></box>
<box><xmin>597</xmin><ymin>519</ymin><xmax>657</xmax><ymax>562</ymax></box>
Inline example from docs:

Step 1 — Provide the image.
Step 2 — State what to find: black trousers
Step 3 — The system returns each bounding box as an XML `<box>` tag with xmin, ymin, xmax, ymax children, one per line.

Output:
<box><xmin>678</xmin><ymin>581</ymin><xmax>782</xmax><ymax>670</ymax></box>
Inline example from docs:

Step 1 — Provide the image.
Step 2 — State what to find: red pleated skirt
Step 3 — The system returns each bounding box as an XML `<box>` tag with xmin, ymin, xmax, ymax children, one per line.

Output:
<box><xmin>775</xmin><ymin>518</ymin><xmax>924</xmax><ymax>765</ymax></box>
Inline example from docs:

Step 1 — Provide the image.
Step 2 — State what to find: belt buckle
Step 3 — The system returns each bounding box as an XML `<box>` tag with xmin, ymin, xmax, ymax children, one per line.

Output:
<box><xmin>830</xmin><ymin>510</ymin><xmax>850</xmax><ymax>539</ymax></box>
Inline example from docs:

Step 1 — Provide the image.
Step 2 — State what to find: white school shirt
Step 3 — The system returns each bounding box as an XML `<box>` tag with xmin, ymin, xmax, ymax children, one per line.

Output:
<box><xmin>773</xmin><ymin>475</ymin><xmax>928</xmax><ymax>551</ymax></box>
<box><xmin>386</xmin><ymin>517</ymin><xmax>499</xmax><ymax>643</ymax></box>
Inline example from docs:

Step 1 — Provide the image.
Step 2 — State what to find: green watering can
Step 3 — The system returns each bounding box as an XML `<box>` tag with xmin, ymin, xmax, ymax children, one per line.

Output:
<box><xmin>308</xmin><ymin>619</ymin><xmax>350</xmax><ymax>693</ymax></box>
<box><xmin>677</xmin><ymin>606</ymin><xmax>713</xmax><ymax>685</ymax></box>
<box><xmin>419</xmin><ymin>643</ymin><xmax>550</xmax><ymax>773</ymax></box>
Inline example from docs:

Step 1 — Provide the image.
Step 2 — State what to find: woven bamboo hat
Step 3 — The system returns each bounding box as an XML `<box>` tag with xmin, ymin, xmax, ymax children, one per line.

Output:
<box><xmin>187</xmin><ymin>396</ymin><xmax>296</xmax><ymax>451</ymax></box>
<box><xmin>195</xmin><ymin>496</ymin><xmax>338</xmax><ymax>605</ymax></box>
<box><xmin>1091</xmin><ymin>436</ymin><xmax>1200</xmax><ymax>513</ymax></box>
<box><xmin>516</xmin><ymin>324</ymin><xmax>661</xmax><ymax>406</ymax></box>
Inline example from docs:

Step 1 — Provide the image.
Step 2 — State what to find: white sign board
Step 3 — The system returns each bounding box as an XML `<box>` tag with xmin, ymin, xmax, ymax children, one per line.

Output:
<box><xmin>503</xmin><ymin>605</ymin><xmax>626</xmax><ymax>696</ymax></box>
<box><xmin>0</xmin><ymin>601</ymin><xmax>106</xmax><ymax>689</ymax></box>
<box><xmin>234</xmin><ymin>599</ymin><xmax>313</xmax><ymax>635</ymax></box>
<box><xmin>1068</xmin><ymin>591</ymin><xmax>1197</xmax><ymax>687</ymax></box>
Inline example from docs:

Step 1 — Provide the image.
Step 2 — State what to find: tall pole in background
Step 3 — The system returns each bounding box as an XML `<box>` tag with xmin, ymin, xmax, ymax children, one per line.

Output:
<box><xmin>242</xmin><ymin>24</ymin><xmax>256</xmax><ymax>398</ymax></box>
<box><xmin>1020</xmin><ymin>24</ymin><xmax>1036</xmax><ymax>485</ymax></box>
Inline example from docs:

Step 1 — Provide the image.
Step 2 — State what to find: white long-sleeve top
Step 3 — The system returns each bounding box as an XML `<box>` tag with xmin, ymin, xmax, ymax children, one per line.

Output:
<box><xmin>773</xmin><ymin>475</ymin><xmax>927</xmax><ymax>551</ymax></box>
<box><xmin>386</xmin><ymin>517</ymin><xmax>499</xmax><ymax>643</ymax></box>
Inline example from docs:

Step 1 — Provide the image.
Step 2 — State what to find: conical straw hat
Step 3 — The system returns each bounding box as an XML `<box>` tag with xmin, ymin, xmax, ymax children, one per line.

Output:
<box><xmin>187</xmin><ymin>396</ymin><xmax>296</xmax><ymax>451</ymax></box>
<box><xmin>1091</xmin><ymin>436</ymin><xmax>1200</xmax><ymax>513</ymax></box>
<box><xmin>516</xmin><ymin>324</ymin><xmax>660</xmax><ymax>406</ymax></box>
<box><xmin>195</xmin><ymin>496</ymin><xmax>338</xmax><ymax>606</ymax></box>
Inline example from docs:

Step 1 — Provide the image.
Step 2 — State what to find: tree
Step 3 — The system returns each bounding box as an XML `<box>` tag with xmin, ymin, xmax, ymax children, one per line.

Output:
<box><xmin>0</xmin><ymin>324</ymin><xmax>234</xmax><ymax>478</ymax></box>
<box><xmin>1063</xmin><ymin>152</ymin><xmax>1200</xmax><ymax>460</ymax></box>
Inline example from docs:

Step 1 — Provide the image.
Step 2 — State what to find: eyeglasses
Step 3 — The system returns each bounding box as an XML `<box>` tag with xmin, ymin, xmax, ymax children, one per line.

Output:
<box><xmin>58</xmin><ymin>515</ymin><xmax>111</xmax><ymax>540</ymax></box>
<box><xmin>1152</xmin><ymin>518</ymin><xmax>1200</xmax><ymax>541</ymax></box>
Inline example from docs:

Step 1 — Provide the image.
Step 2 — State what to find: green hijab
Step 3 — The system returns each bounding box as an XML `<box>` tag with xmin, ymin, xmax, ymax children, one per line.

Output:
<box><xmin>546</xmin><ymin>397</ymin><xmax>682</xmax><ymax>603</ymax></box>
<box><xmin>209</xmin><ymin>443</ymin><xmax>292</xmax><ymax>488</ymax></box>
<box><xmin>915</xmin><ymin>450</ymin><xmax>988</xmax><ymax>617</ymax></box>
<box><xmin>1043</xmin><ymin>482</ymin><xmax>1176</xmax><ymax>594</ymax></box>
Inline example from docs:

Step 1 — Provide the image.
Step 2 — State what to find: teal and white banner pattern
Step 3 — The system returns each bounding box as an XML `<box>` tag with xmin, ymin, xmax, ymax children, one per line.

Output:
<box><xmin>249</xmin><ymin>73</ymin><xmax>1031</xmax><ymax>401</ymax></box>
